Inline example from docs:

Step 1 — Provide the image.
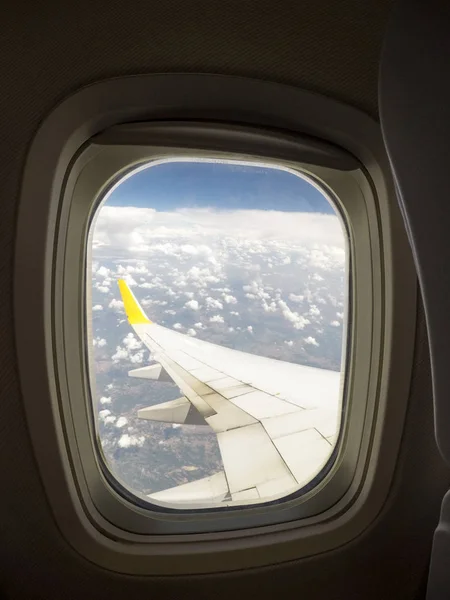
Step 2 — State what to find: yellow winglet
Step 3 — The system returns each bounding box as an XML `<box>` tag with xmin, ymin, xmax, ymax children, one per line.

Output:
<box><xmin>118</xmin><ymin>279</ymin><xmax>152</xmax><ymax>325</ymax></box>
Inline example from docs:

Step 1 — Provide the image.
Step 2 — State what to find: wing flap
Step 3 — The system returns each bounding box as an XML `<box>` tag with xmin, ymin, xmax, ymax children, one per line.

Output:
<box><xmin>230</xmin><ymin>390</ymin><xmax>301</xmax><ymax>420</ymax></box>
<box><xmin>128</xmin><ymin>363</ymin><xmax>172</xmax><ymax>382</ymax></box>
<box><xmin>202</xmin><ymin>392</ymin><xmax>258</xmax><ymax>432</ymax></box>
<box><xmin>137</xmin><ymin>397</ymin><xmax>207</xmax><ymax>425</ymax></box>
<box><xmin>261</xmin><ymin>406</ymin><xmax>338</xmax><ymax>440</ymax></box>
<box><xmin>273</xmin><ymin>429</ymin><xmax>332</xmax><ymax>488</ymax></box>
<box><xmin>217</xmin><ymin>423</ymin><xmax>297</xmax><ymax>494</ymax></box>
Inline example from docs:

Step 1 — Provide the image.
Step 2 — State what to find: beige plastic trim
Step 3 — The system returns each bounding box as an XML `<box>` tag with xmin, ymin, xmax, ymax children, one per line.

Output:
<box><xmin>66</xmin><ymin>144</ymin><xmax>360</xmax><ymax>526</ymax></box>
<box><xmin>14</xmin><ymin>74</ymin><xmax>416</xmax><ymax>574</ymax></box>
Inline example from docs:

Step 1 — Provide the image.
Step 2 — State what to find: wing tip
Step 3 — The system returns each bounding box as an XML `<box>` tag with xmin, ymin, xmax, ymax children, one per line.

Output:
<box><xmin>117</xmin><ymin>279</ymin><xmax>152</xmax><ymax>325</ymax></box>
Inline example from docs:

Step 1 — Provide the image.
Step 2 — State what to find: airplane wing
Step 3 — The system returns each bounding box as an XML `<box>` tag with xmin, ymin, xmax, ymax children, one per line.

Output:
<box><xmin>117</xmin><ymin>280</ymin><xmax>342</xmax><ymax>507</ymax></box>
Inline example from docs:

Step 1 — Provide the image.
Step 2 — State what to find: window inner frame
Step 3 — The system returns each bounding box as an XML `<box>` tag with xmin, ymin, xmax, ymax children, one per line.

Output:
<box><xmin>57</xmin><ymin>123</ymin><xmax>382</xmax><ymax>534</ymax></box>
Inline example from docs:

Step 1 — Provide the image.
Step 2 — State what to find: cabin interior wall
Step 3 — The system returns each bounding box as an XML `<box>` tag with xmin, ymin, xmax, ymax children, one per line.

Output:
<box><xmin>1</xmin><ymin>1</ymin><xmax>448</xmax><ymax>598</ymax></box>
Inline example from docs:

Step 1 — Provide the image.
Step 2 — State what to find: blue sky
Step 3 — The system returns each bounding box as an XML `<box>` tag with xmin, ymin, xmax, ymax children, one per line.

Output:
<box><xmin>106</xmin><ymin>161</ymin><xmax>334</xmax><ymax>214</ymax></box>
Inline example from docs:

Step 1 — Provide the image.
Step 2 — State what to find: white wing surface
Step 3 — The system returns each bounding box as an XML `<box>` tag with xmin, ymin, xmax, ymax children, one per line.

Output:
<box><xmin>118</xmin><ymin>280</ymin><xmax>342</xmax><ymax>507</ymax></box>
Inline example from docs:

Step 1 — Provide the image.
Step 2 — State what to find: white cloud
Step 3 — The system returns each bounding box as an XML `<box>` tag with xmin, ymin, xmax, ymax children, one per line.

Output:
<box><xmin>173</xmin><ymin>323</ymin><xmax>183</xmax><ymax>330</ymax></box>
<box><xmin>289</xmin><ymin>293</ymin><xmax>304</xmax><ymax>303</ymax></box>
<box><xmin>118</xmin><ymin>434</ymin><xmax>145</xmax><ymax>448</ymax></box>
<box><xmin>330</xmin><ymin>320</ymin><xmax>340</xmax><ymax>327</ymax></box>
<box><xmin>123</xmin><ymin>333</ymin><xmax>142</xmax><ymax>351</ymax></box>
<box><xmin>278</xmin><ymin>300</ymin><xmax>310</xmax><ymax>330</ymax></box>
<box><xmin>186</xmin><ymin>266</ymin><xmax>220</xmax><ymax>287</ymax></box>
<box><xmin>206</xmin><ymin>297</ymin><xmax>223</xmax><ymax>310</ymax></box>
<box><xmin>230</xmin><ymin>311</ymin><xmax>239</xmax><ymax>316</ymax></box>
<box><xmin>111</xmin><ymin>340</ymin><xmax>144</xmax><ymax>363</ymax></box>
<box><xmin>93</xmin><ymin>337</ymin><xmax>107</xmax><ymax>348</ymax></box>
<box><xmin>309</xmin><ymin>304</ymin><xmax>321</xmax><ymax>317</ymax></box>
<box><xmin>130</xmin><ymin>351</ymin><xmax>145</xmax><ymax>364</ymax></box>
<box><xmin>284</xmin><ymin>340</ymin><xmax>294</xmax><ymax>347</ymax></box>
<box><xmin>187</xmin><ymin>328</ymin><xmax>197</xmax><ymax>337</ymax></box>
<box><xmin>109</xmin><ymin>298</ymin><xmax>124</xmax><ymax>312</ymax></box>
<box><xmin>123</xmin><ymin>263</ymin><xmax>148</xmax><ymax>275</ymax></box>
<box><xmin>304</xmin><ymin>336</ymin><xmax>319</xmax><ymax>347</ymax></box>
<box><xmin>243</xmin><ymin>281</ymin><xmax>261</xmax><ymax>295</ymax></box>
<box><xmin>96</xmin><ymin>266</ymin><xmax>110</xmax><ymax>278</ymax></box>
<box><xmin>247</xmin><ymin>326</ymin><xmax>253</xmax><ymax>333</ymax></box>
<box><xmin>185</xmin><ymin>299</ymin><xmax>200</xmax><ymax>311</ymax></box>
<box><xmin>243</xmin><ymin>281</ymin><xmax>271</xmax><ymax>311</ymax></box>
<box><xmin>92</xmin><ymin>304</ymin><xmax>103</xmax><ymax>311</ymax></box>
<box><xmin>100</xmin><ymin>396</ymin><xmax>111</xmax><ymax>405</ymax></box>
<box><xmin>308</xmin><ymin>246</ymin><xmax>346</xmax><ymax>271</ymax></box>
<box><xmin>116</xmin><ymin>416</ymin><xmax>128</xmax><ymax>428</ymax></box>
<box><xmin>194</xmin><ymin>322</ymin><xmax>205</xmax><ymax>329</ymax></box>
<box><xmin>99</xmin><ymin>409</ymin><xmax>114</xmax><ymax>424</ymax></box>
<box><xmin>112</xmin><ymin>346</ymin><xmax>128</xmax><ymax>362</ymax></box>
<box><xmin>180</xmin><ymin>244</ymin><xmax>212</xmax><ymax>256</ymax></box>
<box><xmin>210</xmin><ymin>315</ymin><xmax>224</xmax><ymax>324</ymax></box>
<box><xmin>97</xmin><ymin>285</ymin><xmax>110</xmax><ymax>294</ymax></box>
<box><xmin>112</xmin><ymin>338</ymin><xmax>145</xmax><ymax>364</ymax></box>
<box><xmin>223</xmin><ymin>294</ymin><xmax>237</xmax><ymax>304</ymax></box>
<box><xmin>93</xmin><ymin>206</ymin><xmax>344</xmax><ymax>255</ymax></box>
<box><xmin>262</xmin><ymin>299</ymin><xmax>277</xmax><ymax>313</ymax></box>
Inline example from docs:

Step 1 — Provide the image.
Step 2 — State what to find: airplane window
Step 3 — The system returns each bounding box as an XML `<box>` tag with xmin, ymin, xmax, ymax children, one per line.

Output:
<box><xmin>88</xmin><ymin>159</ymin><xmax>348</xmax><ymax>509</ymax></box>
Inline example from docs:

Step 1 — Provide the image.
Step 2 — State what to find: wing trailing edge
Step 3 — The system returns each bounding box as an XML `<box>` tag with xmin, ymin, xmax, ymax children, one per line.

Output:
<box><xmin>128</xmin><ymin>364</ymin><xmax>172</xmax><ymax>382</ymax></box>
<box><xmin>138</xmin><ymin>397</ymin><xmax>207</xmax><ymax>425</ymax></box>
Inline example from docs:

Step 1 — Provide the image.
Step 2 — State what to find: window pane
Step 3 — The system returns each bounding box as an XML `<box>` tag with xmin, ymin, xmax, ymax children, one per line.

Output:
<box><xmin>88</xmin><ymin>160</ymin><xmax>348</xmax><ymax>509</ymax></box>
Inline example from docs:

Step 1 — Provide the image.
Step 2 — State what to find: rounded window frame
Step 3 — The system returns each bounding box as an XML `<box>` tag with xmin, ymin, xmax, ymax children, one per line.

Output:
<box><xmin>14</xmin><ymin>75</ymin><xmax>416</xmax><ymax>574</ymax></box>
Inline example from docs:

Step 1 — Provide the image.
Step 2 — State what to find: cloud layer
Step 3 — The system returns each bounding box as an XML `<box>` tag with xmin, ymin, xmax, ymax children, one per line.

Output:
<box><xmin>93</xmin><ymin>206</ymin><xmax>346</xmax><ymax>254</ymax></box>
